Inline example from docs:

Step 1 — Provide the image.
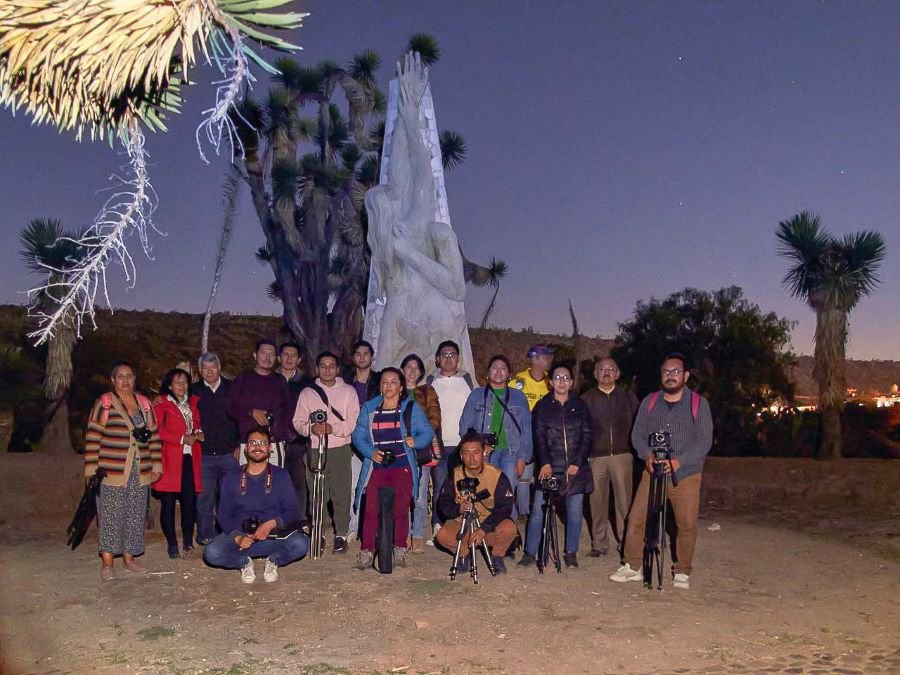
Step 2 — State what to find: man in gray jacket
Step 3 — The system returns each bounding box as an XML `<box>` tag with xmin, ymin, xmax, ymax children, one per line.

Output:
<box><xmin>609</xmin><ymin>352</ymin><xmax>713</xmax><ymax>590</ymax></box>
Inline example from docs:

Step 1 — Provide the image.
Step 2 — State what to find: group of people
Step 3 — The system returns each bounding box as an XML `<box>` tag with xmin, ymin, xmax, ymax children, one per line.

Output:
<box><xmin>84</xmin><ymin>339</ymin><xmax>713</xmax><ymax>590</ymax></box>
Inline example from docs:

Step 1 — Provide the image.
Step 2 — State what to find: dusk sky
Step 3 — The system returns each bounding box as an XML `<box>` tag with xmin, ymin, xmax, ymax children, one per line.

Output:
<box><xmin>1</xmin><ymin>1</ymin><xmax>898</xmax><ymax>360</ymax></box>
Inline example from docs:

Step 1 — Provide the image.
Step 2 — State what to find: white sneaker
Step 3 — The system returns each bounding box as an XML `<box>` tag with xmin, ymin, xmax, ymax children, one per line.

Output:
<box><xmin>425</xmin><ymin>538</ymin><xmax>434</xmax><ymax>547</ymax></box>
<box><xmin>263</xmin><ymin>558</ymin><xmax>278</xmax><ymax>583</ymax></box>
<box><xmin>240</xmin><ymin>558</ymin><xmax>256</xmax><ymax>584</ymax></box>
<box><xmin>345</xmin><ymin>531</ymin><xmax>358</xmax><ymax>544</ymax></box>
<box><xmin>609</xmin><ymin>563</ymin><xmax>643</xmax><ymax>582</ymax></box>
<box><xmin>432</xmin><ymin>523</ymin><xmax>442</xmax><ymax>538</ymax></box>
<box><xmin>673</xmin><ymin>572</ymin><xmax>690</xmax><ymax>590</ymax></box>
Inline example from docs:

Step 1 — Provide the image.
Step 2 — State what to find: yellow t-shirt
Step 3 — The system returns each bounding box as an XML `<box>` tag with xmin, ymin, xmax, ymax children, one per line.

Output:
<box><xmin>511</xmin><ymin>368</ymin><xmax>549</xmax><ymax>411</ymax></box>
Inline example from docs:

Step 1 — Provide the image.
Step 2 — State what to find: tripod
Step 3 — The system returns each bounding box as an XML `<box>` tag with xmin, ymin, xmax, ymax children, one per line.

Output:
<box><xmin>308</xmin><ymin>435</ymin><xmax>328</xmax><ymax>560</ymax></box>
<box><xmin>537</xmin><ymin>489</ymin><xmax>562</xmax><ymax>574</ymax></box>
<box><xmin>449</xmin><ymin>503</ymin><xmax>497</xmax><ymax>584</ymax></box>
<box><xmin>642</xmin><ymin>447</ymin><xmax>678</xmax><ymax>589</ymax></box>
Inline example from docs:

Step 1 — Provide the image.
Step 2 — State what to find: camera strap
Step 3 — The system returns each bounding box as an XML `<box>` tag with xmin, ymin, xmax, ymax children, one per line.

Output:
<box><xmin>240</xmin><ymin>463</ymin><xmax>273</xmax><ymax>495</ymax></box>
<box><xmin>309</xmin><ymin>382</ymin><xmax>346</xmax><ymax>422</ymax></box>
<box><xmin>481</xmin><ymin>386</ymin><xmax>522</xmax><ymax>437</ymax></box>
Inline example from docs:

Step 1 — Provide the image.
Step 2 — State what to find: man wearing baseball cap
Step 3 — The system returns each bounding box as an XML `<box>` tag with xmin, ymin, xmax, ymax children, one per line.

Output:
<box><xmin>510</xmin><ymin>344</ymin><xmax>554</xmax><ymax>518</ymax></box>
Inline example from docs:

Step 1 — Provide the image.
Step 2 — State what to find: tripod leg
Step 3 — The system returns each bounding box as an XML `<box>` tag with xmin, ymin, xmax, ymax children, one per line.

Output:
<box><xmin>658</xmin><ymin>478</ymin><xmax>668</xmax><ymax>590</ymax></box>
<box><xmin>474</xmin><ymin>515</ymin><xmax>497</xmax><ymax>577</ymax></box>
<box><xmin>538</xmin><ymin>498</ymin><xmax>550</xmax><ymax>574</ymax></box>
<box><xmin>449</xmin><ymin>513</ymin><xmax>470</xmax><ymax>580</ymax></box>
<box><xmin>550</xmin><ymin>503</ymin><xmax>561</xmax><ymax>573</ymax></box>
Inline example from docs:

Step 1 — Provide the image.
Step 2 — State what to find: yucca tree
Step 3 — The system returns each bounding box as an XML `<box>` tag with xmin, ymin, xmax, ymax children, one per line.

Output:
<box><xmin>777</xmin><ymin>211</ymin><xmax>886</xmax><ymax>459</ymax></box>
<box><xmin>232</xmin><ymin>34</ymin><xmax>497</xmax><ymax>360</ymax></box>
<box><xmin>19</xmin><ymin>219</ymin><xmax>89</xmax><ymax>453</ymax></box>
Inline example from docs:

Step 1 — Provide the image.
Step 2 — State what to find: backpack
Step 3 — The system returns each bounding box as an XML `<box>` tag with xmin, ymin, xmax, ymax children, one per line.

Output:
<box><xmin>426</xmin><ymin>371</ymin><xmax>475</xmax><ymax>390</ymax></box>
<box><xmin>646</xmin><ymin>390</ymin><xmax>701</xmax><ymax>421</ymax></box>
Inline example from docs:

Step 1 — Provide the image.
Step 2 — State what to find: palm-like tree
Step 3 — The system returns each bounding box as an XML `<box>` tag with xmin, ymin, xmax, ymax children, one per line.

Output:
<box><xmin>19</xmin><ymin>218</ymin><xmax>88</xmax><ymax>453</ymax></box>
<box><xmin>777</xmin><ymin>211</ymin><xmax>886</xmax><ymax>459</ymax></box>
<box><xmin>231</xmin><ymin>34</ymin><xmax>501</xmax><ymax>360</ymax></box>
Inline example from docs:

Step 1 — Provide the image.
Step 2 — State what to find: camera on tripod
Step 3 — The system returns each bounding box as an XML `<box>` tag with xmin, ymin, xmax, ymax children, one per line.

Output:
<box><xmin>456</xmin><ymin>476</ymin><xmax>480</xmax><ymax>497</ymax></box>
<box><xmin>539</xmin><ymin>474</ymin><xmax>563</xmax><ymax>492</ymax></box>
<box><xmin>648</xmin><ymin>431</ymin><xmax>670</xmax><ymax>449</ymax></box>
<box><xmin>309</xmin><ymin>409</ymin><xmax>327</xmax><ymax>425</ymax></box>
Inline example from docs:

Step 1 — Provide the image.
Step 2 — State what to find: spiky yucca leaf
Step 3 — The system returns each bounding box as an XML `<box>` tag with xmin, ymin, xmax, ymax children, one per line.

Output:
<box><xmin>0</xmin><ymin>0</ymin><xmax>306</xmax><ymax>140</ymax></box>
<box><xmin>408</xmin><ymin>33</ymin><xmax>440</xmax><ymax>65</ymax></box>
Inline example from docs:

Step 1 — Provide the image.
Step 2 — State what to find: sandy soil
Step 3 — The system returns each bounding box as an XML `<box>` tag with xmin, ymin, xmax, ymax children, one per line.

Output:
<box><xmin>1</xmin><ymin>453</ymin><xmax>898</xmax><ymax>675</ymax></box>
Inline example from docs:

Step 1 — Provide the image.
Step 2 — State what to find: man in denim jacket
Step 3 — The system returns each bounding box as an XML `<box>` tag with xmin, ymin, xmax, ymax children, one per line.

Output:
<box><xmin>459</xmin><ymin>355</ymin><xmax>532</xmax><ymax>520</ymax></box>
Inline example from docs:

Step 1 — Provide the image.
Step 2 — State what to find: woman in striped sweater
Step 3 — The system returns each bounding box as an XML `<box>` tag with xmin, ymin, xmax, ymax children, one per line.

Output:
<box><xmin>84</xmin><ymin>361</ymin><xmax>162</xmax><ymax>581</ymax></box>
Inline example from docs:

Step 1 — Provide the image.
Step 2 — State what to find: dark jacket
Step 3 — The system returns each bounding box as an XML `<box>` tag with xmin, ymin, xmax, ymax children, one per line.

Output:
<box><xmin>581</xmin><ymin>386</ymin><xmax>639</xmax><ymax>457</ymax></box>
<box><xmin>217</xmin><ymin>464</ymin><xmax>301</xmax><ymax>538</ymax></box>
<box><xmin>532</xmin><ymin>393</ymin><xmax>593</xmax><ymax>496</ymax></box>
<box><xmin>191</xmin><ymin>377</ymin><xmax>239</xmax><ymax>455</ymax></box>
<box><xmin>437</xmin><ymin>463</ymin><xmax>514</xmax><ymax>533</ymax></box>
<box><xmin>280</xmin><ymin>370</ymin><xmax>315</xmax><ymax>445</ymax></box>
<box><xmin>227</xmin><ymin>369</ymin><xmax>292</xmax><ymax>442</ymax></box>
<box><xmin>346</xmin><ymin>369</ymin><xmax>381</xmax><ymax>405</ymax></box>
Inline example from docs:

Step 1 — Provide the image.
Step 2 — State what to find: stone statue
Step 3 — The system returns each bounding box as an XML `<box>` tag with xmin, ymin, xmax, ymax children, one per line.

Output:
<box><xmin>363</xmin><ymin>52</ymin><xmax>475</xmax><ymax>373</ymax></box>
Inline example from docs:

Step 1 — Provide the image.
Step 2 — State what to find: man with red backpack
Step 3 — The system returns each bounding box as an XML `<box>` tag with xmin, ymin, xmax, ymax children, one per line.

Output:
<box><xmin>609</xmin><ymin>352</ymin><xmax>713</xmax><ymax>590</ymax></box>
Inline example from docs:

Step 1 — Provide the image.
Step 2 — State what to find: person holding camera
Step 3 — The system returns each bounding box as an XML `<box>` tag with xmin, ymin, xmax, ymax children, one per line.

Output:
<box><xmin>292</xmin><ymin>351</ymin><xmax>361</xmax><ymax>554</ymax></box>
<box><xmin>84</xmin><ymin>361</ymin><xmax>162</xmax><ymax>581</ymax></box>
<box><xmin>518</xmin><ymin>363</ymin><xmax>593</xmax><ymax>569</ymax></box>
<box><xmin>350</xmin><ymin>368</ymin><xmax>434</xmax><ymax>570</ymax></box>
<box><xmin>154</xmin><ymin>367</ymin><xmax>204</xmax><ymax>559</ymax></box>
<box><xmin>458</xmin><ymin>355</ymin><xmax>532</xmax><ymax>521</ymax></box>
<box><xmin>434</xmin><ymin>429</ymin><xmax>517</xmax><ymax>574</ymax></box>
<box><xmin>203</xmin><ymin>428</ymin><xmax>308</xmax><ymax>584</ymax></box>
<box><xmin>609</xmin><ymin>352</ymin><xmax>713</xmax><ymax>590</ymax></box>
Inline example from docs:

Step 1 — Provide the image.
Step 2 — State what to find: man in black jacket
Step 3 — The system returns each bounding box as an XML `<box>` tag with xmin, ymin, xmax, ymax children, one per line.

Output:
<box><xmin>581</xmin><ymin>357</ymin><xmax>639</xmax><ymax>558</ymax></box>
<box><xmin>192</xmin><ymin>352</ymin><xmax>240</xmax><ymax>545</ymax></box>
<box><xmin>434</xmin><ymin>430</ymin><xmax>517</xmax><ymax>574</ymax></box>
<box><xmin>277</xmin><ymin>341</ymin><xmax>314</xmax><ymax>526</ymax></box>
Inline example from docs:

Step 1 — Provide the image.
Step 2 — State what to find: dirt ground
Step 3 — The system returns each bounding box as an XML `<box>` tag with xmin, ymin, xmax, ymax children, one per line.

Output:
<box><xmin>1</xmin><ymin>453</ymin><xmax>898</xmax><ymax>675</ymax></box>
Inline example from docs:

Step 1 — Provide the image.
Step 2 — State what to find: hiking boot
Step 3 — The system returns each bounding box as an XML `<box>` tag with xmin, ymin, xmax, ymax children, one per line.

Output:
<box><xmin>263</xmin><ymin>558</ymin><xmax>279</xmax><ymax>583</ymax></box>
<box><xmin>240</xmin><ymin>558</ymin><xmax>256</xmax><ymax>584</ymax></box>
<box><xmin>564</xmin><ymin>553</ymin><xmax>579</xmax><ymax>569</ymax></box>
<box><xmin>609</xmin><ymin>563</ymin><xmax>642</xmax><ymax>582</ymax></box>
<box><xmin>393</xmin><ymin>547</ymin><xmax>408</xmax><ymax>567</ymax></box>
<box><xmin>332</xmin><ymin>536</ymin><xmax>348</xmax><ymax>554</ymax></box>
<box><xmin>354</xmin><ymin>550</ymin><xmax>374</xmax><ymax>570</ymax></box>
<box><xmin>100</xmin><ymin>566</ymin><xmax>114</xmax><ymax>581</ymax></box>
<box><xmin>673</xmin><ymin>572</ymin><xmax>690</xmax><ymax>590</ymax></box>
<box><xmin>491</xmin><ymin>556</ymin><xmax>507</xmax><ymax>575</ymax></box>
<box><xmin>410</xmin><ymin>537</ymin><xmax>425</xmax><ymax>554</ymax></box>
<box><xmin>517</xmin><ymin>553</ymin><xmax>535</xmax><ymax>568</ymax></box>
<box><xmin>167</xmin><ymin>544</ymin><xmax>179</xmax><ymax>560</ymax></box>
<box><xmin>588</xmin><ymin>548</ymin><xmax>606</xmax><ymax>558</ymax></box>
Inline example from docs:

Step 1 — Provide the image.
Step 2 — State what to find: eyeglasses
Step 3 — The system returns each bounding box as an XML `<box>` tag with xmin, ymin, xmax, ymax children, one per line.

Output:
<box><xmin>552</xmin><ymin>375</ymin><xmax>572</xmax><ymax>381</ymax></box>
<box><xmin>662</xmin><ymin>368</ymin><xmax>684</xmax><ymax>376</ymax></box>
<box><xmin>439</xmin><ymin>352</ymin><xmax>459</xmax><ymax>359</ymax></box>
<box><xmin>597</xmin><ymin>366</ymin><xmax>617</xmax><ymax>373</ymax></box>
<box><xmin>247</xmin><ymin>440</ymin><xmax>269</xmax><ymax>448</ymax></box>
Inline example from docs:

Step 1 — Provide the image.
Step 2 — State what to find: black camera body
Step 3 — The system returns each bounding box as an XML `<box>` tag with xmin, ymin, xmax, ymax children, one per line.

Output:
<box><xmin>380</xmin><ymin>448</ymin><xmax>397</xmax><ymax>466</ymax></box>
<box><xmin>482</xmin><ymin>432</ymin><xmax>499</xmax><ymax>447</ymax></box>
<box><xmin>309</xmin><ymin>409</ymin><xmax>327</xmax><ymax>425</ymax></box>
<box><xmin>242</xmin><ymin>516</ymin><xmax>261</xmax><ymax>534</ymax></box>
<box><xmin>456</xmin><ymin>476</ymin><xmax>480</xmax><ymax>496</ymax></box>
<box><xmin>132</xmin><ymin>427</ymin><xmax>152</xmax><ymax>444</ymax></box>
<box><xmin>539</xmin><ymin>474</ymin><xmax>563</xmax><ymax>492</ymax></box>
<box><xmin>648</xmin><ymin>431</ymin><xmax>671</xmax><ymax>450</ymax></box>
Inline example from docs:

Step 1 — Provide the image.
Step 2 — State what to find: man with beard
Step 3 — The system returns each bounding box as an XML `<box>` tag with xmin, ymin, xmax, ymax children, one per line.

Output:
<box><xmin>609</xmin><ymin>352</ymin><xmax>712</xmax><ymax>590</ymax></box>
<box><xmin>203</xmin><ymin>428</ymin><xmax>309</xmax><ymax>584</ymax></box>
<box><xmin>277</xmin><ymin>341</ymin><xmax>314</xmax><ymax>525</ymax></box>
<box><xmin>228</xmin><ymin>339</ymin><xmax>292</xmax><ymax>466</ymax></box>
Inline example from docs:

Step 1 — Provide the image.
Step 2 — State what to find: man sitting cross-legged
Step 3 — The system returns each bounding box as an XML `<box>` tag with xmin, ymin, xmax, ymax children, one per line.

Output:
<box><xmin>203</xmin><ymin>428</ymin><xmax>309</xmax><ymax>584</ymax></box>
<box><xmin>434</xmin><ymin>429</ymin><xmax>518</xmax><ymax>574</ymax></box>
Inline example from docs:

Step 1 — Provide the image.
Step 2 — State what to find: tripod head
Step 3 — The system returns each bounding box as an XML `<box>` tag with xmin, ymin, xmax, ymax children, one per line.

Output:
<box><xmin>649</xmin><ymin>432</ymin><xmax>678</xmax><ymax>487</ymax></box>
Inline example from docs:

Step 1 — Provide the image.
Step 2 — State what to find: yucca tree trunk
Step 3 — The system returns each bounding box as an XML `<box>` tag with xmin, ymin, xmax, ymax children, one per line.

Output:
<box><xmin>42</xmin><ymin>320</ymin><xmax>75</xmax><ymax>454</ymax></box>
<box><xmin>813</xmin><ymin>305</ymin><xmax>847</xmax><ymax>460</ymax></box>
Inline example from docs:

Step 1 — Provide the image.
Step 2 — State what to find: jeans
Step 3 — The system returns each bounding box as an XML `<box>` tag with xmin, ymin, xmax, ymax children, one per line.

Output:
<box><xmin>197</xmin><ymin>453</ymin><xmax>238</xmax><ymax>542</ymax></box>
<box><xmin>516</xmin><ymin>462</ymin><xmax>534</xmax><ymax>517</ymax></box>
<box><xmin>411</xmin><ymin>463</ymin><xmax>432</xmax><ymax>539</ymax></box>
<box><xmin>430</xmin><ymin>446</ymin><xmax>457</xmax><ymax>525</ymax></box>
<box><xmin>489</xmin><ymin>448</ymin><xmax>519</xmax><ymax>519</ymax></box>
<box><xmin>524</xmin><ymin>490</ymin><xmax>585</xmax><ymax>555</ymax></box>
<box><xmin>347</xmin><ymin>451</ymin><xmax>363</xmax><ymax>537</ymax></box>
<box><xmin>203</xmin><ymin>531</ymin><xmax>310</xmax><ymax>569</ymax></box>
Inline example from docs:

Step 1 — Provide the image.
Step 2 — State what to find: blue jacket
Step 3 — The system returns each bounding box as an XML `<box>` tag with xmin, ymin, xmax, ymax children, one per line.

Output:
<box><xmin>458</xmin><ymin>386</ymin><xmax>533</xmax><ymax>463</ymax></box>
<box><xmin>351</xmin><ymin>395</ymin><xmax>435</xmax><ymax>512</ymax></box>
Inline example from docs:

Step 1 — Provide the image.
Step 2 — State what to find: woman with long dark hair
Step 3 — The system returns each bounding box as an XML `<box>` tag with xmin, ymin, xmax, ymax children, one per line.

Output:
<box><xmin>351</xmin><ymin>367</ymin><xmax>434</xmax><ymax>570</ymax></box>
<box><xmin>84</xmin><ymin>361</ymin><xmax>161</xmax><ymax>580</ymax></box>
<box><xmin>400</xmin><ymin>353</ymin><xmax>442</xmax><ymax>552</ymax></box>
<box><xmin>518</xmin><ymin>363</ymin><xmax>593</xmax><ymax>569</ymax></box>
<box><xmin>154</xmin><ymin>368</ymin><xmax>204</xmax><ymax>558</ymax></box>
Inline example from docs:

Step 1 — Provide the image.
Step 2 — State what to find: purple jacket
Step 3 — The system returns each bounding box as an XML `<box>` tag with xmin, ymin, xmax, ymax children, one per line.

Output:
<box><xmin>227</xmin><ymin>369</ymin><xmax>293</xmax><ymax>442</ymax></box>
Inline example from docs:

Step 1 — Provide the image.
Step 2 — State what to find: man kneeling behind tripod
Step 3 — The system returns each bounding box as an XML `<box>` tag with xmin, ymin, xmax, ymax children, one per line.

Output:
<box><xmin>435</xmin><ymin>430</ymin><xmax>518</xmax><ymax>574</ymax></box>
